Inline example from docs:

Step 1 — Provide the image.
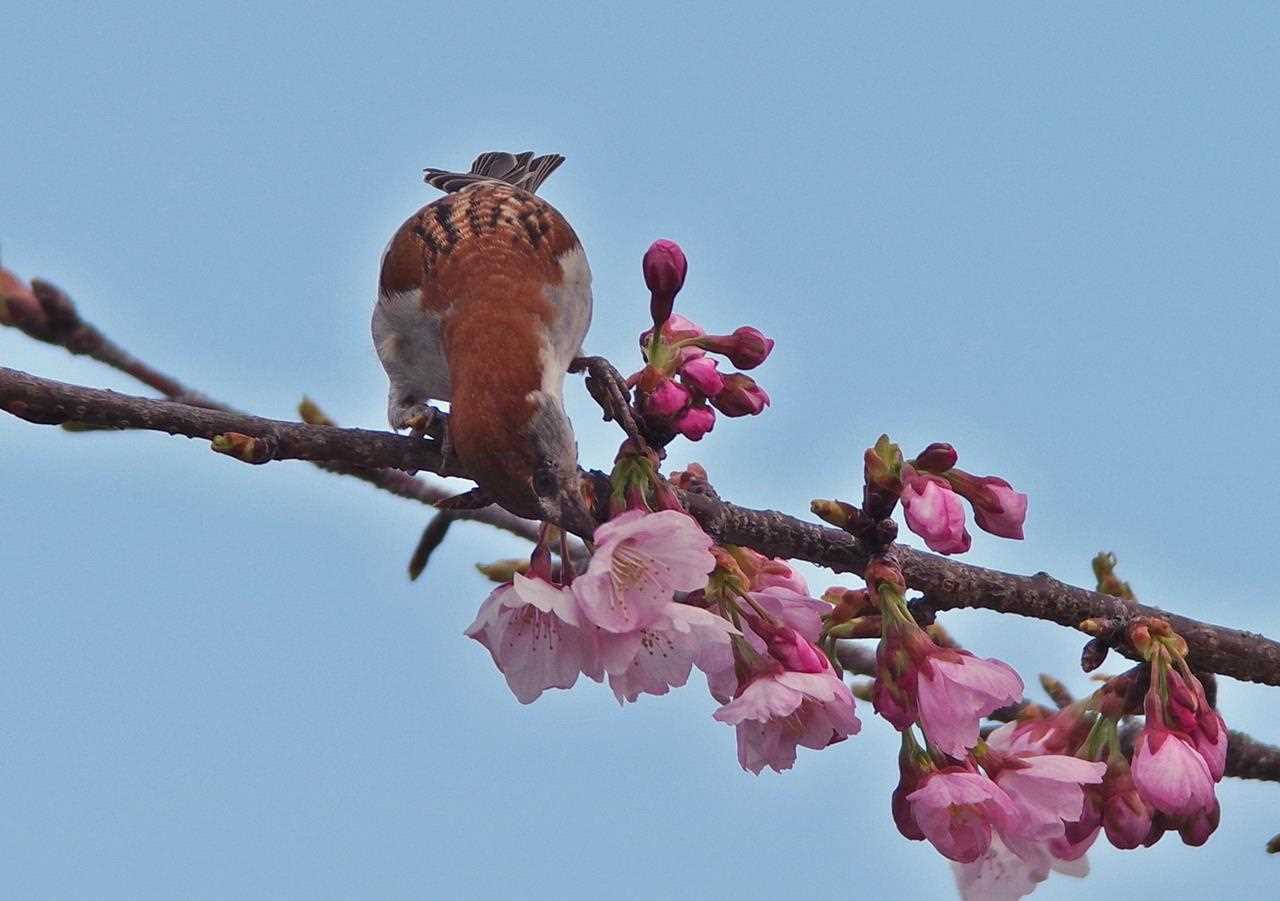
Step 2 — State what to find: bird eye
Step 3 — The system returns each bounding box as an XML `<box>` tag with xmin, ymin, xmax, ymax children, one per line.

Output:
<box><xmin>532</xmin><ymin>466</ymin><xmax>558</xmax><ymax>499</ymax></box>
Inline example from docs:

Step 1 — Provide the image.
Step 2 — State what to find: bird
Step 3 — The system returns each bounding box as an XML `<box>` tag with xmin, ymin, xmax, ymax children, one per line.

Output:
<box><xmin>372</xmin><ymin>151</ymin><xmax>596</xmax><ymax>537</ymax></box>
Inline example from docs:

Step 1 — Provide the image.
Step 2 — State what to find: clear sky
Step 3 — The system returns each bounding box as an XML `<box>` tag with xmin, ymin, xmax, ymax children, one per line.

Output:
<box><xmin>2</xmin><ymin>4</ymin><xmax>1278</xmax><ymax>898</ymax></box>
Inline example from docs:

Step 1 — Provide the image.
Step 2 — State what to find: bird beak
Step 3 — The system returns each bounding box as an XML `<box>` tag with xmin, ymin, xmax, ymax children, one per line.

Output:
<box><xmin>556</xmin><ymin>489</ymin><xmax>597</xmax><ymax>541</ymax></box>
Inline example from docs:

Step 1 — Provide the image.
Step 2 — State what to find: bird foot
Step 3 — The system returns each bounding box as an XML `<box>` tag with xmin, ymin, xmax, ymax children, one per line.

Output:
<box><xmin>393</xmin><ymin>402</ymin><xmax>456</xmax><ymax>475</ymax></box>
<box><xmin>570</xmin><ymin>355</ymin><xmax>650</xmax><ymax>452</ymax></box>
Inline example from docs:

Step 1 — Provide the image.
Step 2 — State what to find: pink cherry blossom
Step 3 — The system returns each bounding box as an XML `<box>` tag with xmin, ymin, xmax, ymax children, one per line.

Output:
<box><xmin>591</xmin><ymin>603</ymin><xmax>737</xmax><ymax>704</ymax></box>
<box><xmin>985</xmin><ymin>720</ymin><xmax>1057</xmax><ymax>757</ymax></box>
<box><xmin>1131</xmin><ymin>727</ymin><xmax>1216</xmax><ymax>817</ymax></box>
<box><xmin>703</xmin><ymin>587</ymin><xmax>830</xmax><ymax>703</ymax></box>
<box><xmin>1050</xmin><ymin>819</ymin><xmax>1100</xmax><ymax>861</ymax></box>
<box><xmin>673</xmin><ymin>402</ymin><xmax>715</xmax><ymax>440</ymax></box>
<box><xmin>994</xmin><ymin>755</ymin><xmax>1106</xmax><ymax>841</ymax></box>
<box><xmin>907</xmin><ymin>769</ymin><xmax>1022</xmax><ymax>863</ymax></box>
<box><xmin>574</xmin><ymin>510</ymin><xmax>714</xmax><ymax>633</ymax></box>
<box><xmin>679</xmin><ymin>356</ymin><xmax>725</xmax><ymax>397</ymax></box>
<box><xmin>713</xmin><ymin>663</ymin><xmax>860</xmax><ymax>774</ymax></box>
<box><xmin>749</xmin><ymin>587</ymin><xmax>828</xmax><ymax>641</ymax></box>
<box><xmin>901</xmin><ymin>472</ymin><xmax>971</xmax><ymax>555</ymax></box>
<box><xmin>465</xmin><ymin>574</ymin><xmax>595</xmax><ymax>704</ymax></box>
<box><xmin>951</xmin><ymin>834</ymin><xmax>1089</xmax><ymax>901</ymax></box>
<box><xmin>916</xmin><ymin>653</ymin><xmax>1024</xmax><ymax>758</ymax></box>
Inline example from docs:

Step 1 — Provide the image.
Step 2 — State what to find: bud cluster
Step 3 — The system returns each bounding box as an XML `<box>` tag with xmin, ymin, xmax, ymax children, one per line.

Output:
<box><xmin>814</xmin><ymin>437</ymin><xmax>1029</xmax><ymax>556</ymax></box>
<box><xmin>631</xmin><ymin>240</ymin><xmax>774</xmax><ymax>442</ymax></box>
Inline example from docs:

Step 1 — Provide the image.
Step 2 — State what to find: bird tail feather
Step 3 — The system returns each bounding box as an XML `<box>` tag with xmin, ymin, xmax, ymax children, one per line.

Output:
<box><xmin>424</xmin><ymin>151</ymin><xmax>565</xmax><ymax>195</ymax></box>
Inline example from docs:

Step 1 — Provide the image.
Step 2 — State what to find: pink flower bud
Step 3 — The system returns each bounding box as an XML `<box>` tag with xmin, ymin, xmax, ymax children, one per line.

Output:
<box><xmin>764</xmin><ymin>626</ymin><xmax>828</xmax><ymax>673</ymax></box>
<box><xmin>674</xmin><ymin>403</ymin><xmax>715</xmax><ymax>440</ymax></box>
<box><xmin>679</xmin><ymin>356</ymin><xmax>725</xmax><ymax>397</ymax></box>
<box><xmin>644</xmin><ymin>378</ymin><xmax>691</xmax><ymax>418</ymax></box>
<box><xmin>1193</xmin><ymin>708</ymin><xmax>1228</xmax><ymax>782</ymax></box>
<box><xmin>711</xmin><ymin>373</ymin><xmax>770</xmax><ymax>417</ymax></box>
<box><xmin>1177</xmin><ymin>799</ymin><xmax>1220</xmax><ymax>846</ymax></box>
<box><xmin>721</xmin><ymin>326</ymin><xmax>774</xmax><ymax>369</ymax></box>
<box><xmin>1101</xmin><ymin>762</ymin><xmax>1153</xmax><ymax>850</ymax></box>
<box><xmin>1131</xmin><ymin>727</ymin><xmax>1216</xmax><ymax>817</ymax></box>
<box><xmin>914</xmin><ymin>442</ymin><xmax>958</xmax><ymax>473</ymax></box>
<box><xmin>900</xmin><ymin>472</ymin><xmax>971</xmax><ymax>555</ymax></box>
<box><xmin>642</xmin><ymin>239</ymin><xmax>687</xmax><ymax>330</ymax></box>
<box><xmin>966</xmin><ymin>476</ymin><xmax>1028</xmax><ymax>540</ymax></box>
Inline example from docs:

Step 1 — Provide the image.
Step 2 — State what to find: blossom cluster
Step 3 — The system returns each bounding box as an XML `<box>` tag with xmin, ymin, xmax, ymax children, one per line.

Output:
<box><xmin>467</xmin><ymin>500</ymin><xmax>860</xmax><ymax>773</ymax></box>
<box><xmin>456</xmin><ymin>239</ymin><xmax>1230</xmax><ymax>901</ymax></box>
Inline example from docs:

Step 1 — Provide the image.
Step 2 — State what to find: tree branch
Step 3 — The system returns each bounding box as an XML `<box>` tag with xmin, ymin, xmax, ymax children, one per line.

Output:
<box><xmin>681</xmin><ymin>493</ymin><xmax>1280</xmax><ymax>686</ymax></box>
<box><xmin>2</xmin><ymin>283</ymin><xmax>541</xmax><ymax>546</ymax></box>
<box><xmin>5</xmin><ymin>363</ymin><xmax>1279</xmax><ymax>687</ymax></box>
<box><xmin>1226</xmin><ymin>730</ymin><xmax>1280</xmax><ymax>782</ymax></box>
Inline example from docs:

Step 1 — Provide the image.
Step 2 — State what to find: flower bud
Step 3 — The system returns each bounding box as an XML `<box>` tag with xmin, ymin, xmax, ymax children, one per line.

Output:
<box><xmin>1177</xmin><ymin>800</ymin><xmax>1220</xmax><ymax>847</ymax></box>
<box><xmin>1102</xmin><ymin>760</ymin><xmax>1153</xmax><ymax>850</ymax></box>
<box><xmin>864</xmin><ymin>435</ymin><xmax>903</xmax><ymax>492</ymax></box>
<box><xmin>763</xmin><ymin>627</ymin><xmax>828</xmax><ymax>674</ymax></box>
<box><xmin>913</xmin><ymin>442</ymin><xmax>958</xmax><ymax>473</ymax></box>
<box><xmin>900</xmin><ymin>471</ymin><xmax>971</xmax><ymax>555</ymax></box>
<box><xmin>679</xmin><ymin>355</ymin><xmax>724</xmax><ymax>397</ymax></box>
<box><xmin>1081</xmin><ymin>637</ymin><xmax>1110</xmax><ymax>672</ymax></box>
<box><xmin>717</xmin><ymin>326</ymin><xmax>775</xmax><ymax>369</ymax></box>
<box><xmin>644</xmin><ymin>378</ymin><xmax>691</xmax><ymax>418</ymax></box>
<box><xmin>0</xmin><ymin>266</ymin><xmax>45</xmax><ymax>329</ymax></box>
<box><xmin>674</xmin><ymin>403</ymin><xmax>715</xmax><ymax>440</ymax></box>
<box><xmin>711</xmin><ymin>373</ymin><xmax>769</xmax><ymax>417</ymax></box>
<box><xmin>810</xmin><ymin>498</ymin><xmax>859</xmax><ymax>528</ymax></box>
<box><xmin>642</xmin><ymin>239</ymin><xmax>687</xmax><ymax>331</ymax></box>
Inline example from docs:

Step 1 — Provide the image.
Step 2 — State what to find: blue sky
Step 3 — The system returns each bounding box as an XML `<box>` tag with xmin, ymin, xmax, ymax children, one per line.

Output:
<box><xmin>2</xmin><ymin>4</ymin><xmax>1278</xmax><ymax>898</ymax></box>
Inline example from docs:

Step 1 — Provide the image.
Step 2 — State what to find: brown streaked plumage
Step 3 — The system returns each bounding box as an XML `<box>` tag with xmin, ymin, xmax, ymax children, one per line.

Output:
<box><xmin>372</xmin><ymin>151</ymin><xmax>594</xmax><ymax>534</ymax></box>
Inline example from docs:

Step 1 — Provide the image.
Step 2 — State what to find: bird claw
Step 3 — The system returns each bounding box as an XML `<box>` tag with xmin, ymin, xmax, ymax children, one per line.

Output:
<box><xmin>394</xmin><ymin>402</ymin><xmax>453</xmax><ymax>475</ymax></box>
<box><xmin>570</xmin><ymin>355</ymin><xmax>649</xmax><ymax>452</ymax></box>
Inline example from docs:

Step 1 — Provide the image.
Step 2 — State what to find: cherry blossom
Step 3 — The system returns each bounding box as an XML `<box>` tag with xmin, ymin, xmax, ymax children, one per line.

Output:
<box><xmin>712</xmin><ymin>661</ymin><xmax>860</xmax><ymax>774</ymax></box>
<box><xmin>574</xmin><ymin>509</ymin><xmax>714</xmax><ymax>633</ymax></box>
<box><xmin>465</xmin><ymin>574</ymin><xmax>595</xmax><ymax>704</ymax></box>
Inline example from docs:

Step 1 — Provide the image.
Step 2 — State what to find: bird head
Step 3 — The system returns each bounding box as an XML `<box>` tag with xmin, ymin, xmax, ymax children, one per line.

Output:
<box><xmin>524</xmin><ymin>391</ymin><xmax>596</xmax><ymax>539</ymax></box>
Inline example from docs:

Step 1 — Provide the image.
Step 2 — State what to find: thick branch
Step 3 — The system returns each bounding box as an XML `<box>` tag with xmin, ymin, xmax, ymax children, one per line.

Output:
<box><xmin>4</xmin><ymin>364</ymin><xmax>1280</xmax><ymax>687</ymax></box>
<box><xmin>676</xmin><ymin>498</ymin><xmax>1280</xmax><ymax>687</ymax></box>
<box><xmin>2</xmin><ymin>279</ymin><xmax>527</xmax><ymax>543</ymax></box>
<box><xmin>0</xmin><ymin>366</ymin><xmax>445</xmax><ymax>471</ymax></box>
<box><xmin>1226</xmin><ymin>730</ymin><xmax>1280</xmax><ymax>782</ymax></box>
